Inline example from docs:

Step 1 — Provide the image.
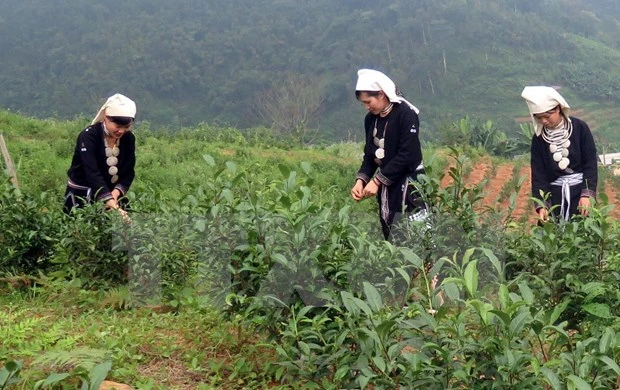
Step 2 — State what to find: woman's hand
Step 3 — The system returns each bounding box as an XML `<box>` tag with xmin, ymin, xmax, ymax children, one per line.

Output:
<box><xmin>117</xmin><ymin>207</ymin><xmax>132</xmax><ymax>224</ymax></box>
<box><xmin>578</xmin><ymin>196</ymin><xmax>591</xmax><ymax>216</ymax></box>
<box><xmin>351</xmin><ymin>179</ymin><xmax>365</xmax><ymax>201</ymax></box>
<box><xmin>105</xmin><ymin>198</ymin><xmax>119</xmax><ymax>210</ymax></box>
<box><xmin>111</xmin><ymin>189</ymin><xmax>121</xmax><ymax>201</ymax></box>
<box><xmin>363</xmin><ymin>179</ymin><xmax>380</xmax><ymax>198</ymax></box>
<box><xmin>537</xmin><ymin>207</ymin><xmax>549</xmax><ymax>223</ymax></box>
<box><xmin>105</xmin><ymin>198</ymin><xmax>131</xmax><ymax>223</ymax></box>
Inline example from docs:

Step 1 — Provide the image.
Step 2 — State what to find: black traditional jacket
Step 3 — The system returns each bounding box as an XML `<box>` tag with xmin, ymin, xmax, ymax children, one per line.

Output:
<box><xmin>356</xmin><ymin>102</ymin><xmax>423</xmax><ymax>186</ymax></box>
<box><xmin>530</xmin><ymin>116</ymin><xmax>597</xmax><ymax>208</ymax></box>
<box><xmin>67</xmin><ymin>122</ymin><xmax>136</xmax><ymax>202</ymax></box>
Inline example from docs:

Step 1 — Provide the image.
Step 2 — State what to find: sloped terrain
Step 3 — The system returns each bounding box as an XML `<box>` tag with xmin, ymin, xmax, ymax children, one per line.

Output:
<box><xmin>444</xmin><ymin>156</ymin><xmax>619</xmax><ymax>223</ymax></box>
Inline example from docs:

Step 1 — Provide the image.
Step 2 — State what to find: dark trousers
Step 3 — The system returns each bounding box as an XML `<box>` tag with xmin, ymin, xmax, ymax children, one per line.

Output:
<box><xmin>378</xmin><ymin>177</ymin><xmax>427</xmax><ymax>240</ymax></box>
<box><xmin>63</xmin><ymin>185</ymin><xmax>129</xmax><ymax>214</ymax></box>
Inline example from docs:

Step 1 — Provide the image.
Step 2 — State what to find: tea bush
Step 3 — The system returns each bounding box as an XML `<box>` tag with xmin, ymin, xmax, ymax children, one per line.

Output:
<box><xmin>216</xmin><ymin>151</ymin><xmax>620</xmax><ymax>389</ymax></box>
<box><xmin>1</xmin><ymin>114</ymin><xmax>618</xmax><ymax>388</ymax></box>
<box><xmin>505</xmin><ymin>202</ymin><xmax>620</xmax><ymax>329</ymax></box>
<box><xmin>0</xmin><ymin>182</ymin><xmax>60</xmax><ymax>273</ymax></box>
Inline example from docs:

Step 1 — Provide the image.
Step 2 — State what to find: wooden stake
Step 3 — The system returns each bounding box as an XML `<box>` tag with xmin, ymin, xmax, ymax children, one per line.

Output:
<box><xmin>0</xmin><ymin>133</ymin><xmax>19</xmax><ymax>188</ymax></box>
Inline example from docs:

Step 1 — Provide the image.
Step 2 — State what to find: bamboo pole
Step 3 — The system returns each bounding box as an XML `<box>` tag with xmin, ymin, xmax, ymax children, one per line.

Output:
<box><xmin>0</xmin><ymin>133</ymin><xmax>19</xmax><ymax>188</ymax></box>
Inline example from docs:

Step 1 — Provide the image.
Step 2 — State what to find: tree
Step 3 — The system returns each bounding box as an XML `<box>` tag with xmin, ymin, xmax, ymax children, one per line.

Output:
<box><xmin>255</xmin><ymin>74</ymin><xmax>324</xmax><ymax>146</ymax></box>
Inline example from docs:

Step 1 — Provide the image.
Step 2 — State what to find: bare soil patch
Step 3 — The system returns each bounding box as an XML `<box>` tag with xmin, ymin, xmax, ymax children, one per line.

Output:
<box><xmin>464</xmin><ymin>157</ymin><xmax>492</xmax><ymax>188</ymax></box>
<box><xmin>604</xmin><ymin>180</ymin><xmax>620</xmax><ymax>219</ymax></box>
<box><xmin>480</xmin><ymin>163</ymin><xmax>513</xmax><ymax>208</ymax></box>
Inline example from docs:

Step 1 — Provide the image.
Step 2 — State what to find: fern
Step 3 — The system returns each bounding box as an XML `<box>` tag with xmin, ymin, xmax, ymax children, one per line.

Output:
<box><xmin>100</xmin><ymin>286</ymin><xmax>133</xmax><ymax>310</ymax></box>
<box><xmin>32</xmin><ymin>347</ymin><xmax>109</xmax><ymax>372</ymax></box>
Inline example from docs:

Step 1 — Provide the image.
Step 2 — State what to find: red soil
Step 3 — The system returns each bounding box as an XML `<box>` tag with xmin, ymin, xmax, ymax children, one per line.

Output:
<box><xmin>463</xmin><ymin>157</ymin><xmax>492</xmax><ymax>188</ymax></box>
<box><xmin>440</xmin><ymin>163</ymin><xmax>456</xmax><ymax>188</ymax></box>
<box><xmin>511</xmin><ymin>165</ymin><xmax>536</xmax><ymax>224</ymax></box>
<box><xmin>440</xmin><ymin>159</ymin><xmax>618</xmax><ymax>224</ymax></box>
<box><xmin>480</xmin><ymin>163</ymin><xmax>513</xmax><ymax>208</ymax></box>
<box><xmin>604</xmin><ymin>180</ymin><xmax>620</xmax><ymax>219</ymax></box>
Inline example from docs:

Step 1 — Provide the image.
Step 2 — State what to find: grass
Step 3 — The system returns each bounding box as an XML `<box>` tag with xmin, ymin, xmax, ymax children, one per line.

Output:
<box><xmin>0</xmin><ymin>279</ymin><xmax>286</xmax><ymax>389</ymax></box>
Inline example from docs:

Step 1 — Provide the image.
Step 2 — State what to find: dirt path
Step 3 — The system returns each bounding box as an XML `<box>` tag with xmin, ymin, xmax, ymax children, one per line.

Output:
<box><xmin>440</xmin><ymin>163</ymin><xmax>456</xmax><ymax>188</ymax></box>
<box><xmin>480</xmin><ymin>163</ymin><xmax>513</xmax><ymax>209</ymax></box>
<box><xmin>440</xmin><ymin>156</ymin><xmax>619</xmax><ymax>223</ymax></box>
<box><xmin>441</xmin><ymin>157</ymin><xmax>491</xmax><ymax>190</ymax></box>
<box><xmin>464</xmin><ymin>157</ymin><xmax>492</xmax><ymax>188</ymax></box>
<box><xmin>604</xmin><ymin>180</ymin><xmax>620</xmax><ymax>219</ymax></box>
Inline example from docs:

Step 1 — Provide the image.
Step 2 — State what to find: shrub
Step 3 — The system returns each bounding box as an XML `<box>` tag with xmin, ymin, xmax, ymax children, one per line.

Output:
<box><xmin>0</xmin><ymin>183</ymin><xmax>60</xmax><ymax>274</ymax></box>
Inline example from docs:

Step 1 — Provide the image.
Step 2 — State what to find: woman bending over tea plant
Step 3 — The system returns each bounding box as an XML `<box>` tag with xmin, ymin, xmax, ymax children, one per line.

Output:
<box><xmin>521</xmin><ymin>86</ymin><xmax>597</xmax><ymax>222</ymax></box>
<box><xmin>63</xmin><ymin>93</ymin><xmax>137</xmax><ymax>220</ymax></box>
<box><xmin>351</xmin><ymin>69</ymin><xmax>427</xmax><ymax>240</ymax></box>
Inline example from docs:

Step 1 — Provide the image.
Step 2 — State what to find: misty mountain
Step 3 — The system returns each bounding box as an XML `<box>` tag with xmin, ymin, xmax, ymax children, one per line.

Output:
<box><xmin>0</xmin><ymin>0</ymin><xmax>619</xmax><ymax>142</ymax></box>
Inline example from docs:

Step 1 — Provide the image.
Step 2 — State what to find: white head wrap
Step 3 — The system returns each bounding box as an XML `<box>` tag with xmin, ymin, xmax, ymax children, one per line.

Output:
<box><xmin>355</xmin><ymin>69</ymin><xmax>419</xmax><ymax>114</ymax></box>
<box><xmin>521</xmin><ymin>86</ymin><xmax>570</xmax><ymax>136</ymax></box>
<box><xmin>91</xmin><ymin>93</ymin><xmax>137</xmax><ymax>125</ymax></box>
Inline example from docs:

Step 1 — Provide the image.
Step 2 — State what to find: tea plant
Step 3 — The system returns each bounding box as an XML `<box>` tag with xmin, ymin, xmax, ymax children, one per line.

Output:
<box><xmin>506</xmin><ymin>198</ymin><xmax>620</xmax><ymax>329</ymax></box>
<box><xmin>0</xmin><ymin>182</ymin><xmax>60</xmax><ymax>274</ymax></box>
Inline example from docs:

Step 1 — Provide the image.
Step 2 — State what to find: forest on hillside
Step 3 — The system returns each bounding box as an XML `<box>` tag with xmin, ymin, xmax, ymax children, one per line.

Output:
<box><xmin>1</xmin><ymin>0</ymin><xmax>620</xmax><ymax>143</ymax></box>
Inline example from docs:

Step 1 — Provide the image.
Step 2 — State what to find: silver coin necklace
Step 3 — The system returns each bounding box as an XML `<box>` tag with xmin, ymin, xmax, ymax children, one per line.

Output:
<box><xmin>541</xmin><ymin>118</ymin><xmax>572</xmax><ymax>170</ymax></box>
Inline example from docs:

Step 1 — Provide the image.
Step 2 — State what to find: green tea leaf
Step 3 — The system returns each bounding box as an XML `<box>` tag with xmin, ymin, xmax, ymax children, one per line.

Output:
<box><xmin>278</xmin><ymin>164</ymin><xmax>290</xmax><ymax>177</ymax></box>
<box><xmin>225</xmin><ymin>161</ymin><xmax>237</xmax><ymax>173</ymax></box>
<box><xmin>300</xmin><ymin>161</ymin><xmax>312</xmax><ymax>174</ymax></box>
<box><xmin>353</xmin><ymin>296</ymin><xmax>373</xmax><ymax>317</ymax></box>
<box><xmin>540</xmin><ymin>367</ymin><xmax>562</xmax><ymax>390</ymax></box>
<box><xmin>401</xmin><ymin>248</ymin><xmax>423</xmax><ymax>268</ymax></box>
<box><xmin>371</xmin><ymin>355</ymin><xmax>386</xmax><ymax>373</ymax></box>
<box><xmin>567</xmin><ymin>375</ymin><xmax>592</xmax><ymax>390</ymax></box>
<box><xmin>334</xmin><ymin>366</ymin><xmax>349</xmax><ymax>381</ymax></box>
<box><xmin>498</xmin><ymin>284</ymin><xmax>510</xmax><ymax>310</ymax></box>
<box><xmin>599</xmin><ymin>328</ymin><xmax>614</xmax><ymax>354</ymax></box>
<box><xmin>489</xmin><ymin>309</ymin><xmax>511</xmax><ymax>327</ymax></box>
<box><xmin>462</xmin><ymin>247</ymin><xmax>475</xmax><ymax>266</ymax></box>
<box><xmin>598</xmin><ymin>356</ymin><xmax>620</xmax><ymax>376</ymax></box>
<box><xmin>509</xmin><ymin>311</ymin><xmax>530</xmax><ymax>336</ymax></box>
<box><xmin>518</xmin><ymin>282</ymin><xmax>534</xmax><ymax>304</ymax></box>
<box><xmin>194</xmin><ymin>219</ymin><xmax>206</xmax><ymax>233</ymax></box>
<box><xmin>341</xmin><ymin>291</ymin><xmax>359</xmax><ymax>316</ymax></box>
<box><xmin>358</xmin><ymin>375</ymin><xmax>371</xmax><ymax>390</ymax></box>
<box><xmin>443</xmin><ymin>282</ymin><xmax>460</xmax><ymax>301</ymax></box>
<box><xmin>394</xmin><ymin>267</ymin><xmax>411</xmax><ymax>286</ymax></box>
<box><xmin>480</xmin><ymin>248</ymin><xmax>503</xmax><ymax>278</ymax></box>
<box><xmin>464</xmin><ymin>260</ymin><xmax>478</xmax><ymax>297</ymax></box>
<box><xmin>363</xmin><ymin>282</ymin><xmax>382</xmax><ymax>312</ymax></box>
<box><xmin>582</xmin><ymin>303</ymin><xmax>613</xmax><ymax>319</ymax></box>
<box><xmin>202</xmin><ymin>154</ymin><xmax>215</xmax><ymax>167</ymax></box>
<box><xmin>550</xmin><ymin>299</ymin><xmax>570</xmax><ymax>324</ymax></box>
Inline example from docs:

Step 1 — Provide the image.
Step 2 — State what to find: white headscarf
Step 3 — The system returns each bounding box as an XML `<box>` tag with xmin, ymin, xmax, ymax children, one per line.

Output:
<box><xmin>356</xmin><ymin>69</ymin><xmax>419</xmax><ymax>114</ymax></box>
<box><xmin>521</xmin><ymin>86</ymin><xmax>570</xmax><ymax>136</ymax></box>
<box><xmin>91</xmin><ymin>93</ymin><xmax>137</xmax><ymax>125</ymax></box>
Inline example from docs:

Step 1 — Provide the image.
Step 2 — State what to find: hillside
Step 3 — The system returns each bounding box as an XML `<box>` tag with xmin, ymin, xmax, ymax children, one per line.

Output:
<box><xmin>1</xmin><ymin>0</ymin><xmax>620</xmax><ymax>144</ymax></box>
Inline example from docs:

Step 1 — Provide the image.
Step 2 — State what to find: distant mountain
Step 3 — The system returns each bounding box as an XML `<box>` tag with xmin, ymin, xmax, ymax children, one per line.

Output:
<box><xmin>1</xmin><ymin>0</ymin><xmax>619</xmax><ymax>143</ymax></box>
